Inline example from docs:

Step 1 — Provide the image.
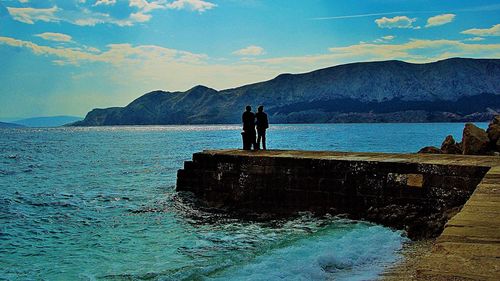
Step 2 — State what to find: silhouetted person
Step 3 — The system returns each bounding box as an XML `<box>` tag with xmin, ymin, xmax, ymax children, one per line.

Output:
<box><xmin>255</xmin><ymin>105</ymin><xmax>269</xmax><ymax>150</ymax></box>
<box><xmin>242</xmin><ymin>105</ymin><xmax>256</xmax><ymax>150</ymax></box>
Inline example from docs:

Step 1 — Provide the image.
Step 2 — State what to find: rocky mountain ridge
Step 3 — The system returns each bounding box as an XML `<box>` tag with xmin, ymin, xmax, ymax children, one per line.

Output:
<box><xmin>72</xmin><ymin>58</ymin><xmax>500</xmax><ymax>126</ymax></box>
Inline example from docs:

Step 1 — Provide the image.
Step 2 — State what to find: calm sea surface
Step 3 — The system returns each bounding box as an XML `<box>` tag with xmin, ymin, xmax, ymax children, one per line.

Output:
<box><xmin>0</xmin><ymin>123</ymin><xmax>488</xmax><ymax>281</ymax></box>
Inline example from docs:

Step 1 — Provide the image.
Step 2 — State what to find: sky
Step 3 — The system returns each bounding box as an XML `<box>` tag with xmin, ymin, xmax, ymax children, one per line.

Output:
<box><xmin>0</xmin><ymin>0</ymin><xmax>499</xmax><ymax>119</ymax></box>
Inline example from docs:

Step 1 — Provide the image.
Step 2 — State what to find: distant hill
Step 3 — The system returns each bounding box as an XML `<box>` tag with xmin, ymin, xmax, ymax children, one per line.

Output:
<box><xmin>13</xmin><ymin>116</ymin><xmax>82</xmax><ymax>127</ymax></box>
<box><xmin>0</xmin><ymin>121</ymin><xmax>24</xmax><ymax>128</ymax></box>
<box><xmin>73</xmin><ymin>58</ymin><xmax>500</xmax><ymax>126</ymax></box>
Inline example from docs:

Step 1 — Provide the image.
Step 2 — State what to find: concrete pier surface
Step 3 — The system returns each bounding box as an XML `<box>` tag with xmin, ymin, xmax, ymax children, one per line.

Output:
<box><xmin>177</xmin><ymin>149</ymin><xmax>499</xmax><ymax>280</ymax></box>
<box><xmin>413</xmin><ymin>165</ymin><xmax>500</xmax><ymax>280</ymax></box>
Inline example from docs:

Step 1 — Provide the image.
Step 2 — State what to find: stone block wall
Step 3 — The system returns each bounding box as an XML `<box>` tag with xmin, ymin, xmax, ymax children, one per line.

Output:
<box><xmin>176</xmin><ymin>152</ymin><xmax>489</xmax><ymax>239</ymax></box>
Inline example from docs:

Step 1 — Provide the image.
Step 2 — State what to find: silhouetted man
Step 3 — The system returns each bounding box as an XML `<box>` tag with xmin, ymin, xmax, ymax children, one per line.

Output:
<box><xmin>255</xmin><ymin>105</ymin><xmax>269</xmax><ymax>150</ymax></box>
<box><xmin>242</xmin><ymin>105</ymin><xmax>256</xmax><ymax>150</ymax></box>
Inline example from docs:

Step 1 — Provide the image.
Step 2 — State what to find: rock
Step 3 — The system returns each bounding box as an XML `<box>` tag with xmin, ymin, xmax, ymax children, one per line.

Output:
<box><xmin>418</xmin><ymin>146</ymin><xmax>442</xmax><ymax>154</ymax></box>
<box><xmin>488</xmin><ymin>125</ymin><xmax>500</xmax><ymax>146</ymax></box>
<box><xmin>486</xmin><ymin>116</ymin><xmax>500</xmax><ymax>147</ymax></box>
<box><xmin>440</xmin><ymin>135</ymin><xmax>462</xmax><ymax>154</ymax></box>
<box><xmin>487</xmin><ymin>115</ymin><xmax>500</xmax><ymax>152</ymax></box>
<box><xmin>418</xmin><ymin>116</ymin><xmax>500</xmax><ymax>156</ymax></box>
<box><xmin>491</xmin><ymin>115</ymin><xmax>500</xmax><ymax>125</ymax></box>
<box><xmin>462</xmin><ymin>123</ymin><xmax>490</xmax><ymax>155</ymax></box>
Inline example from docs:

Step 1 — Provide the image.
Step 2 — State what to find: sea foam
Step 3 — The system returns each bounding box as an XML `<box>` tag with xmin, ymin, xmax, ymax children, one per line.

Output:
<box><xmin>210</xmin><ymin>222</ymin><xmax>407</xmax><ymax>281</ymax></box>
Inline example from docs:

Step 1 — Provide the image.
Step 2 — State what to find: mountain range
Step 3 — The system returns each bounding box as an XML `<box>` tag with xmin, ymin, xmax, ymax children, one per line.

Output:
<box><xmin>72</xmin><ymin>58</ymin><xmax>500</xmax><ymax>126</ymax></box>
<box><xmin>12</xmin><ymin>116</ymin><xmax>82</xmax><ymax>127</ymax></box>
<box><xmin>0</xmin><ymin>121</ymin><xmax>24</xmax><ymax>128</ymax></box>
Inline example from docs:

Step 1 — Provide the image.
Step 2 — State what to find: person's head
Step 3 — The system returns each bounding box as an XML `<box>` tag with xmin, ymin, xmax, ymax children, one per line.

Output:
<box><xmin>258</xmin><ymin>105</ymin><xmax>264</xmax><ymax>112</ymax></box>
<box><xmin>245</xmin><ymin>105</ymin><xmax>251</xmax><ymax>112</ymax></box>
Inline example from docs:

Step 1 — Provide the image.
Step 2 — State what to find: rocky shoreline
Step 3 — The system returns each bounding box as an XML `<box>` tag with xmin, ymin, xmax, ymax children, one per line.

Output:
<box><xmin>419</xmin><ymin>115</ymin><xmax>500</xmax><ymax>156</ymax></box>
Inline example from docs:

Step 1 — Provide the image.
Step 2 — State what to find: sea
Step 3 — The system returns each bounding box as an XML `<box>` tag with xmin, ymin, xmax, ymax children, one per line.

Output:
<box><xmin>0</xmin><ymin>123</ymin><xmax>488</xmax><ymax>281</ymax></box>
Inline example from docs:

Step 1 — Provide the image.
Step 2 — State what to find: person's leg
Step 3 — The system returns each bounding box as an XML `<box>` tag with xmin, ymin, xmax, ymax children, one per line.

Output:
<box><xmin>242</xmin><ymin>131</ymin><xmax>249</xmax><ymax>150</ymax></box>
<box><xmin>256</xmin><ymin>132</ymin><xmax>262</xmax><ymax>150</ymax></box>
<box><xmin>251</xmin><ymin>130</ymin><xmax>257</xmax><ymax>150</ymax></box>
<box><xmin>262</xmin><ymin>130</ymin><xmax>266</xmax><ymax>150</ymax></box>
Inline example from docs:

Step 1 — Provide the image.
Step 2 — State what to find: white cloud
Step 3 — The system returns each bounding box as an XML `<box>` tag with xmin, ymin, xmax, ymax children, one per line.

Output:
<box><xmin>72</xmin><ymin>13</ymin><xmax>136</xmax><ymax>27</ymax></box>
<box><xmin>461</xmin><ymin>24</ymin><xmax>500</xmax><ymax>37</ymax></box>
<box><xmin>425</xmin><ymin>14</ymin><xmax>455</xmax><ymax>28</ymax></box>
<box><xmin>0</xmin><ymin>35</ymin><xmax>277</xmax><ymax>91</ymax></box>
<box><xmin>464</xmin><ymin>37</ymin><xmax>485</xmax><ymax>41</ymax></box>
<box><xmin>0</xmin><ymin>36</ymin><xmax>208</xmax><ymax>66</ymax></box>
<box><xmin>7</xmin><ymin>1</ymin><xmax>216</xmax><ymax>27</ymax></box>
<box><xmin>26</xmin><ymin>7</ymin><xmax>135</xmax><ymax>27</ymax></box>
<box><xmin>2</xmin><ymin>33</ymin><xmax>500</xmax><ymax>99</ymax></box>
<box><xmin>7</xmin><ymin>6</ymin><xmax>59</xmax><ymax>24</ymax></box>
<box><xmin>312</xmin><ymin>11</ymin><xmax>414</xmax><ymax>21</ymax></box>
<box><xmin>93</xmin><ymin>0</ymin><xmax>117</xmax><ymax>6</ymax></box>
<box><xmin>0</xmin><ymin>36</ymin><xmax>97</xmax><ymax>65</ymax></box>
<box><xmin>130</xmin><ymin>12</ymin><xmax>152</xmax><ymax>22</ymax></box>
<box><xmin>325</xmin><ymin>39</ymin><xmax>500</xmax><ymax>64</ymax></box>
<box><xmin>73</xmin><ymin>18</ymin><xmax>103</xmax><ymax>26</ymax></box>
<box><xmin>129</xmin><ymin>0</ymin><xmax>166</xmax><ymax>13</ymax></box>
<box><xmin>374</xmin><ymin>35</ymin><xmax>395</xmax><ymax>43</ymax></box>
<box><xmin>35</xmin><ymin>32</ymin><xmax>73</xmax><ymax>42</ymax></box>
<box><xmin>5</xmin><ymin>5</ymin><xmax>132</xmax><ymax>27</ymax></box>
<box><xmin>233</xmin><ymin>45</ymin><xmax>265</xmax><ymax>56</ymax></box>
<box><xmin>375</xmin><ymin>16</ymin><xmax>417</xmax><ymax>29</ymax></box>
<box><xmin>5</xmin><ymin>34</ymin><xmax>495</xmax><ymax>84</ymax></box>
<box><xmin>85</xmin><ymin>46</ymin><xmax>101</xmax><ymax>53</ymax></box>
<box><xmin>18</xmin><ymin>0</ymin><xmax>30</xmax><ymax>3</ymax></box>
<box><xmin>166</xmin><ymin>0</ymin><xmax>217</xmax><ymax>13</ymax></box>
<box><xmin>249</xmin><ymin>39</ymin><xmax>500</xmax><ymax>73</ymax></box>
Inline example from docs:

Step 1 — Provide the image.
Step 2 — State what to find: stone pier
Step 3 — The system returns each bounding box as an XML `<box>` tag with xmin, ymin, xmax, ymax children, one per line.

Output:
<box><xmin>176</xmin><ymin>149</ymin><xmax>500</xmax><ymax>280</ymax></box>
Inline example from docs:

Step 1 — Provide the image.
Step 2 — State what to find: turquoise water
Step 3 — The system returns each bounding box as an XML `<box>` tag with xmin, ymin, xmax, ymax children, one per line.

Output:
<box><xmin>0</xmin><ymin>123</ymin><xmax>487</xmax><ymax>280</ymax></box>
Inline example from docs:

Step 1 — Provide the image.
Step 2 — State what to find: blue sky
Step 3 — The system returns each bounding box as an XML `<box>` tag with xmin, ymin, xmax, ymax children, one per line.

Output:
<box><xmin>0</xmin><ymin>0</ymin><xmax>499</xmax><ymax>119</ymax></box>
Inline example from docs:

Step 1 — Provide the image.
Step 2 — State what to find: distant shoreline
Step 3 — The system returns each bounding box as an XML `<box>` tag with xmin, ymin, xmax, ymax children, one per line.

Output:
<box><xmin>67</xmin><ymin>119</ymin><xmax>492</xmax><ymax>127</ymax></box>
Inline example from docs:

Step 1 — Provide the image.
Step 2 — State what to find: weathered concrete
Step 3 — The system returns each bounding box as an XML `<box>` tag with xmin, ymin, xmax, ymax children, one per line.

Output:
<box><xmin>176</xmin><ymin>149</ymin><xmax>500</xmax><ymax>279</ymax></box>
<box><xmin>413</xmin><ymin>165</ymin><xmax>500</xmax><ymax>280</ymax></box>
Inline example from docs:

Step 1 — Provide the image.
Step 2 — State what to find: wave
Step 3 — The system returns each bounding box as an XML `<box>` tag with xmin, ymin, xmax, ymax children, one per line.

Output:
<box><xmin>208</xmin><ymin>222</ymin><xmax>407</xmax><ymax>281</ymax></box>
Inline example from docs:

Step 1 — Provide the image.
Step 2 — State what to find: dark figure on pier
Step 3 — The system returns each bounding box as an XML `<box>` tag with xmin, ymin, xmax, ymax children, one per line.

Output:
<box><xmin>255</xmin><ymin>105</ymin><xmax>269</xmax><ymax>150</ymax></box>
<box><xmin>242</xmin><ymin>105</ymin><xmax>256</xmax><ymax>150</ymax></box>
